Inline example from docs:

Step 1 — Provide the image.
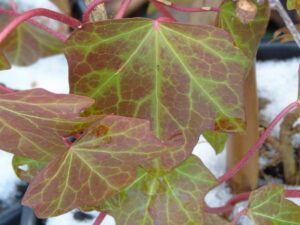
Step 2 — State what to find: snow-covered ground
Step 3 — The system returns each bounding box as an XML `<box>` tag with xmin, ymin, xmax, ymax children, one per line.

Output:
<box><xmin>0</xmin><ymin>53</ymin><xmax>299</xmax><ymax>225</ymax></box>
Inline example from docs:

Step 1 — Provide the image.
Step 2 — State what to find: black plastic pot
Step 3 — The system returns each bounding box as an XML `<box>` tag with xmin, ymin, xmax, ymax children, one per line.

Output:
<box><xmin>0</xmin><ymin>204</ymin><xmax>22</xmax><ymax>225</ymax></box>
<box><xmin>0</xmin><ymin>204</ymin><xmax>45</xmax><ymax>225</ymax></box>
<box><xmin>257</xmin><ymin>42</ymin><xmax>300</xmax><ymax>61</ymax></box>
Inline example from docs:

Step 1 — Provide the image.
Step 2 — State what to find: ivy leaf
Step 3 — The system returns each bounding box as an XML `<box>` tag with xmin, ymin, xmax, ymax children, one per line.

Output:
<box><xmin>65</xmin><ymin>18</ymin><xmax>249</xmax><ymax>152</ymax></box>
<box><xmin>203</xmin><ymin>130</ymin><xmax>228</xmax><ymax>154</ymax></box>
<box><xmin>99</xmin><ymin>156</ymin><xmax>217</xmax><ymax>225</ymax></box>
<box><xmin>204</xmin><ymin>214</ymin><xmax>230</xmax><ymax>225</ymax></box>
<box><xmin>0</xmin><ymin>14</ymin><xmax>63</xmax><ymax>66</ymax></box>
<box><xmin>248</xmin><ymin>184</ymin><xmax>300</xmax><ymax>224</ymax></box>
<box><xmin>0</xmin><ymin>89</ymin><xmax>95</xmax><ymax>161</ymax></box>
<box><xmin>287</xmin><ymin>0</ymin><xmax>300</xmax><ymax>15</ymax></box>
<box><xmin>0</xmin><ymin>51</ymin><xmax>10</xmax><ymax>70</ymax></box>
<box><xmin>22</xmin><ymin>115</ymin><xmax>176</xmax><ymax>217</ymax></box>
<box><xmin>12</xmin><ymin>155</ymin><xmax>46</xmax><ymax>182</ymax></box>
<box><xmin>217</xmin><ymin>0</ymin><xmax>270</xmax><ymax>58</ymax></box>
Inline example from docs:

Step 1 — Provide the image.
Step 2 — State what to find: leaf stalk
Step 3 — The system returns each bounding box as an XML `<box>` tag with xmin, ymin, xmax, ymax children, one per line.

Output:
<box><xmin>218</xmin><ymin>100</ymin><xmax>300</xmax><ymax>184</ymax></box>
<box><xmin>0</xmin><ymin>8</ymin><xmax>82</xmax><ymax>44</ymax></box>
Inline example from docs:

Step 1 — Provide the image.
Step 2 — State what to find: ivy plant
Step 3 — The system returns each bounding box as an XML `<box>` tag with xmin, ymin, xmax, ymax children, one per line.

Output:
<box><xmin>0</xmin><ymin>0</ymin><xmax>300</xmax><ymax>224</ymax></box>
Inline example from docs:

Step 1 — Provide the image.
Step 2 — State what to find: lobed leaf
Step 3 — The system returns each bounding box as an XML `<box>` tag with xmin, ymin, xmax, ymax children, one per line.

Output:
<box><xmin>12</xmin><ymin>155</ymin><xmax>47</xmax><ymax>182</ymax></box>
<box><xmin>22</xmin><ymin>115</ymin><xmax>177</xmax><ymax>217</ymax></box>
<box><xmin>65</xmin><ymin>18</ymin><xmax>249</xmax><ymax>154</ymax></box>
<box><xmin>217</xmin><ymin>0</ymin><xmax>270</xmax><ymax>59</ymax></box>
<box><xmin>0</xmin><ymin>14</ymin><xmax>63</xmax><ymax>66</ymax></box>
<box><xmin>99</xmin><ymin>156</ymin><xmax>217</xmax><ymax>225</ymax></box>
<box><xmin>0</xmin><ymin>89</ymin><xmax>95</xmax><ymax>161</ymax></box>
<box><xmin>0</xmin><ymin>51</ymin><xmax>10</xmax><ymax>70</ymax></box>
<box><xmin>248</xmin><ymin>184</ymin><xmax>300</xmax><ymax>224</ymax></box>
<box><xmin>203</xmin><ymin>130</ymin><xmax>228</xmax><ymax>154</ymax></box>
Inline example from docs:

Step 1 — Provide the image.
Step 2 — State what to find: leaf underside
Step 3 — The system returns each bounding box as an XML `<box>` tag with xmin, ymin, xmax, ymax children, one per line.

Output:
<box><xmin>66</xmin><ymin>18</ymin><xmax>249</xmax><ymax>156</ymax></box>
<box><xmin>99</xmin><ymin>156</ymin><xmax>218</xmax><ymax>225</ymax></box>
<box><xmin>217</xmin><ymin>0</ymin><xmax>270</xmax><ymax>59</ymax></box>
<box><xmin>248</xmin><ymin>185</ymin><xmax>300</xmax><ymax>224</ymax></box>
<box><xmin>0</xmin><ymin>14</ymin><xmax>63</xmax><ymax>66</ymax></box>
<box><xmin>23</xmin><ymin>115</ymin><xmax>179</xmax><ymax>217</ymax></box>
<box><xmin>0</xmin><ymin>89</ymin><xmax>95</xmax><ymax>161</ymax></box>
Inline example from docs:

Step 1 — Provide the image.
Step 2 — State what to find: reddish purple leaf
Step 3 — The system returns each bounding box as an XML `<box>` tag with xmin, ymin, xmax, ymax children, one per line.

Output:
<box><xmin>0</xmin><ymin>89</ymin><xmax>95</xmax><ymax>161</ymax></box>
<box><xmin>99</xmin><ymin>156</ymin><xmax>218</xmax><ymax>225</ymax></box>
<box><xmin>23</xmin><ymin>115</ymin><xmax>177</xmax><ymax>217</ymax></box>
<box><xmin>0</xmin><ymin>14</ymin><xmax>63</xmax><ymax>66</ymax></box>
<box><xmin>65</xmin><ymin>18</ymin><xmax>249</xmax><ymax>155</ymax></box>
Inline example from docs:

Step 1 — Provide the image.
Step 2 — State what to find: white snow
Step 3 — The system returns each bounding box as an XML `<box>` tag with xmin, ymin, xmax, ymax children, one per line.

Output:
<box><xmin>0</xmin><ymin>151</ymin><xmax>20</xmax><ymax>205</ymax></box>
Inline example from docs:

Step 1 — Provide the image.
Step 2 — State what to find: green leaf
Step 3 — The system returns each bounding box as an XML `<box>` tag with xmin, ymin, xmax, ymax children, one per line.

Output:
<box><xmin>217</xmin><ymin>0</ymin><xmax>270</xmax><ymax>59</ymax></box>
<box><xmin>287</xmin><ymin>0</ymin><xmax>300</xmax><ymax>15</ymax></box>
<box><xmin>0</xmin><ymin>89</ymin><xmax>95</xmax><ymax>161</ymax></box>
<box><xmin>65</xmin><ymin>18</ymin><xmax>249</xmax><ymax>153</ymax></box>
<box><xmin>22</xmin><ymin>115</ymin><xmax>176</xmax><ymax>217</ymax></box>
<box><xmin>12</xmin><ymin>155</ymin><xmax>47</xmax><ymax>182</ymax></box>
<box><xmin>99</xmin><ymin>156</ymin><xmax>217</xmax><ymax>225</ymax></box>
<box><xmin>0</xmin><ymin>14</ymin><xmax>63</xmax><ymax>66</ymax></box>
<box><xmin>248</xmin><ymin>184</ymin><xmax>300</xmax><ymax>224</ymax></box>
<box><xmin>0</xmin><ymin>51</ymin><xmax>10</xmax><ymax>70</ymax></box>
<box><xmin>203</xmin><ymin>130</ymin><xmax>228</xmax><ymax>154</ymax></box>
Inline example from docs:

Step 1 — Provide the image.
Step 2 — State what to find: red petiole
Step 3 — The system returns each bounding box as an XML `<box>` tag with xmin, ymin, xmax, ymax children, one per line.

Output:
<box><xmin>0</xmin><ymin>8</ymin><xmax>82</xmax><ymax>43</ymax></box>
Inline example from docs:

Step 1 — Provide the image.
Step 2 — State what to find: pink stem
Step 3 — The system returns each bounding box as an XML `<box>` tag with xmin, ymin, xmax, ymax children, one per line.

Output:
<box><xmin>93</xmin><ymin>213</ymin><xmax>106</xmax><ymax>225</ymax></box>
<box><xmin>285</xmin><ymin>189</ymin><xmax>300</xmax><ymax>198</ymax></box>
<box><xmin>0</xmin><ymin>8</ymin><xmax>82</xmax><ymax>43</ymax></box>
<box><xmin>205</xmin><ymin>192</ymin><xmax>250</xmax><ymax>214</ymax></box>
<box><xmin>82</xmin><ymin>0</ymin><xmax>108</xmax><ymax>23</ymax></box>
<box><xmin>153</xmin><ymin>0</ymin><xmax>219</xmax><ymax>12</ymax></box>
<box><xmin>0</xmin><ymin>84</ymin><xmax>14</xmax><ymax>94</ymax></box>
<box><xmin>205</xmin><ymin>189</ymin><xmax>300</xmax><ymax>214</ymax></box>
<box><xmin>114</xmin><ymin>0</ymin><xmax>132</xmax><ymax>19</ymax></box>
<box><xmin>0</xmin><ymin>8</ymin><xmax>67</xmax><ymax>41</ymax></box>
<box><xmin>9</xmin><ymin>0</ymin><xmax>17</xmax><ymax>11</ymax></box>
<box><xmin>150</xmin><ymin>0</ymin><xmax>176</xmax><ymax>22</ymax></box>
<box><xmin>218</xmin><ymin>100</ymin><xmax>300</xmax><ymax>184</ymax></box>
<box><xmin>230</xmin><ymin>208</ymin><xmax>248</xmax><ymax>225</ymax></box>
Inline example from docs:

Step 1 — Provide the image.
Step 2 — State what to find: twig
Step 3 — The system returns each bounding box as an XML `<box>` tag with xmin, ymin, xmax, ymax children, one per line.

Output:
<box><xmin>83</xmin><ymin>0</ymin><xmax>108</xmax><ymax>23</ymax></box>
<box><xmin>84</xmin><ymin>0</ymin><xmax>107</xmax><ymax>22</ymax></box>
<box><xmin>269</xmin><ymin>0</ymin><xmax>300</xmax><ymax>48</ymax></box>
